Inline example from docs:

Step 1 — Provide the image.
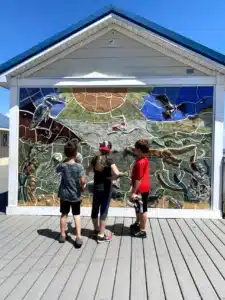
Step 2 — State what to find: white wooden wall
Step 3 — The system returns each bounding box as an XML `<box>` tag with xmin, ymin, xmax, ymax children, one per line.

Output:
<box><xmin>0</xmin><ymin>130</ymin><xmax>8</xmax><ymax>158</ymax></box>
<box><xmin>31</xmin><ymin>31</ymin><xmax>205</xmax><ymax>78</ymax></box>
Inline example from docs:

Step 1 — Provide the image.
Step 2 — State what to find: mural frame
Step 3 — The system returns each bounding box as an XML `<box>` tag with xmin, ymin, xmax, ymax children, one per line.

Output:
<box><xmin>17</xmin><ymin>86</ymin><xmax>213</xmax><ymax>209</ymax></box>
<box><xmin>6</xmin><ymin>75</ymin><xmax>224</xmax><ymax>219</ymax></box>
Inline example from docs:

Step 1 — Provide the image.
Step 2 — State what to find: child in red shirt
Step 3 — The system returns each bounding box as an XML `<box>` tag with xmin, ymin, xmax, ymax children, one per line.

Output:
<box><xmin>130</xmin><ymin>139</ymin><xmax>150</xmax><ymax>238</ymax></box>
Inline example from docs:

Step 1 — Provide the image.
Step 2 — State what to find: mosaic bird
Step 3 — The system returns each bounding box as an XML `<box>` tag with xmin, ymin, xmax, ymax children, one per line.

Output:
<box><xmin>31</xmin><ymin>95</ymin><xmax>64</xmax><ymax>128</ymax></box>
<box><xmin>155</xmin><ymin>94</ymin><xmax>186</xmax><ymax>120</ymax></box>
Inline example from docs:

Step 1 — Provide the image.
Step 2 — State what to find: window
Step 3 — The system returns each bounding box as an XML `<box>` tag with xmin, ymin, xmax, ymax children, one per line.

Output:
<box><xmin>1</xmin><ymin>133</ymin><xmax>8</xmax><ymax>147</ymax></box>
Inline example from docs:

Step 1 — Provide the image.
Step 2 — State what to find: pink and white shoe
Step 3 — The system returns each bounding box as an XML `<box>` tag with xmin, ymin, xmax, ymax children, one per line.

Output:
<box><xmin>97</xmin><ymin>233</ymin><xmax>112</xmax><ymax>244</ymax></box>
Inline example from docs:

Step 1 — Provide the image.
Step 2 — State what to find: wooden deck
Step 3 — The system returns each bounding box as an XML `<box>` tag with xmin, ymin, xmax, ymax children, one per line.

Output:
<box><xmin>0</xmin><ymin>215</ymin><xmax>225</xmax><ymax>300</ymax></box>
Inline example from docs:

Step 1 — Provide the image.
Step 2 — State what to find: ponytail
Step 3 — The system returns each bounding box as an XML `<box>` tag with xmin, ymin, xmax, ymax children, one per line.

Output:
<box><xmin>94</xmin><ymin>155</ymin><xmax>106</xmax><ymax>172</ymax></box>
<box><xmin>93</xmin><ymin>151</ymin><xmax>108</xmax><ymax>172</ymax></box>
<box><xmin>92</xmin><ymin>141</ymin><xmax>112</xmax><ymax>172</ymax></box>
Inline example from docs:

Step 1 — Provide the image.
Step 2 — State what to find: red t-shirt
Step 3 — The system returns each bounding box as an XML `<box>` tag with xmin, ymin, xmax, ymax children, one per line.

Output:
<box><xmin>131</xmin><ymin>157</ymin><xmax>150</xmax><ymax>193</ymax></box>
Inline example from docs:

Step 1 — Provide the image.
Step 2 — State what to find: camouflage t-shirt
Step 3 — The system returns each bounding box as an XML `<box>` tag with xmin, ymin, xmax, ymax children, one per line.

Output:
<box><xmin>56</xmin><ymin>162</ymin><xmax>85</xmax><ymax>202</ymax></box>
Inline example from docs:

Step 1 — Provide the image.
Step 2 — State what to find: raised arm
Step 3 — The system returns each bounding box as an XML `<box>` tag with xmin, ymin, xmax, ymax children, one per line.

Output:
<box><xmin>111</xmin><ymin>164</ymin><xmax>120</xmax><ymax>178</ymax></box>
<box><xmin>111</xmin><ymin>164</ymin><xmax>128</xmax><ymax>179</ymax></box>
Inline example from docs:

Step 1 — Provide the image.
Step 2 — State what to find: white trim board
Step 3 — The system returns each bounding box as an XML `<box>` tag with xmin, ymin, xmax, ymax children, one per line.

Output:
<box><xmin>6</xmin><ymin>206</ymin><xmax>222</xmax><ymax>219</ymax></box>
<box><xmin>8</xmin><ymin>85</ymin><xmax>19</xmax><ymax>207</ymax></box>
<box><xmin>11</xmin><ymin>76</ymin><xmax>216</xmax><ymax>87</ymax></box>
<box><xmin>211</xmin><ymin>75</ymin><xmax>225</xmax><ymax>212</ymax></box>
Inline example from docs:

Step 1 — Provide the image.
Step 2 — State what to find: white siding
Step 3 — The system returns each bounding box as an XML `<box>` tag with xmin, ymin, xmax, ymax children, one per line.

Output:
<box><xmin>31</xmin><ymin>31</ymin><xmax>205</xmax><ymax>78</ymax></box>
<box><xmin>0</xmin><ymin>131</ymin><xmax>9</xmax><ymax>158</ymax></box>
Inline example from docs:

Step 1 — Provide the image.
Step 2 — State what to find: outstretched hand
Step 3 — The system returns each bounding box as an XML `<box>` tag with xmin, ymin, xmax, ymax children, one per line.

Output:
<box><xmin>119</xmin><ymin>171</ymin><xmax>129</xmax><ymax>178</ymax></box>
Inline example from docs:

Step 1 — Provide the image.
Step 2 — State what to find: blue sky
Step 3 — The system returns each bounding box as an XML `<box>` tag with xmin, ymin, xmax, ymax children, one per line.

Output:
<box><xmin>0</xmin><ymin>0</ymin><xmax>225</xmax><ymax>115</ymax></box>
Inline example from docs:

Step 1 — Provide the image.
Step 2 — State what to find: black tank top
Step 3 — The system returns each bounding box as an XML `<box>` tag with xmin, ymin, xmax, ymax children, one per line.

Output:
<box><xmin>91</xmin><ymin>155</ymin><xmax>114</xmax><ymax>189</ymax></box>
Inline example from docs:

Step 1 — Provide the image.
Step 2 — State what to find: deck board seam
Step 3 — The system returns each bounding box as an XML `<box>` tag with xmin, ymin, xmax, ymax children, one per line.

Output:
<box><xmin>74</xmin><ymin>239</ymin><xmax>103</xmax><ymax>299</ymax></box>
<box><xmin>158</xmin><ymin>219</ymin><xmax>185</xmax><ymax>300</ymax></box>
<box><xmin>2</xmin><ymin>216</ymin><xmax>225</xmax><ymax>300</ymax></box>
<box><xmin>184</xmin><ymin>219</ymin><xmax>225</xmax><ymax>281</ymax></box>
<box><xmin>129</xmin><ymin>217</ymin><xmax>134</xmax><ymax>300</ymax></box>
<box><xmin>38</xmin><ymin>217</ymin><xmax>88</xmax><ymax>300</ymax></box>
<box><xmin>0</xmin><ymin>216</ymin><xmax>11</xmax><ymax>225</ymax></box>
<box><xmin>73</xmin><ymin>223</ymin><xmax>98</xmax><ymax>300</ymax></box>
<box><xmin>217</xmin><ymin>219</ymin><xmax>225</xmax><ymax>227</ymax></box>
<box><xmin>142</xmin><ymin>236</ymin><xmax>149</xmax><ymax>300</ymax></box>
<box><xmin>111</xmin><ymin>217</ymin><xmax>125</xmax><ymax>300</ymax></box>
<box><xmin>21</xmin><ymin>217</ymin><xmax>83</xmax><ymax>300</ymax></box>
<box><xmin>175</xmin><ymin>219</ymin><xmax>220</xmax><ymax>300</ymax></box>
<box><xmin>0</xmin><ymin>216</ymin><xmax>51</xmax><ymax>259</ymax></box>
<box><xmin>0</xmin><ymin>216</ymin><xmax>56</xmax><ymax>299</ymax></box>
<box><xmin>193</xmin><ymin>219</ymin><xmax>225</xmax><ymax>260</ymax></box>
<box><xmin>166</xmin><ymin>219</ymin><xmax>203</xmax><ymax>300</ymax></box>
<box><xmin>0</xmin><ymin>217</ymin><xmax>43</xmax><ymax>250</ymax></box>
<box><xmin>50</xmin><ymin>217</ymin><xmax>92</xmax><ymax>300</ymax></box>
<box><xmin>0</xmin><ymin>216</ymin><xmax>29</xmax><ymax>236</ymax></box>
<box><xmin>209</xmin><ymin>219</ymin><xmax>225</xmax><ymax>236</ymax></box>
<box><xmin>149</xmin><ymin>219</ymin><xmax>166</xmax><ymax>300</ymax></box>
<box><xmin>0</xmin><ymin>217</ymin><xmax>57</xmax><ymax>279</ymax></box>
<box><xmin>93</xmin><ymin>217</ymin><xmax>117</xmax><ymax>300</ymax></box>
<box><xmin>6</xmin><ymin>216</ymin><xmax>70</xmax><ymax>299</ymax></box>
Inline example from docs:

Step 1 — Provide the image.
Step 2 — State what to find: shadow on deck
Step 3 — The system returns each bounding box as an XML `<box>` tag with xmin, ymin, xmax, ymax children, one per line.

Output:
<box><xmin>0</xmin><ymin>215</ymin><xmax>225</xmax><ymax>299</ymax></box>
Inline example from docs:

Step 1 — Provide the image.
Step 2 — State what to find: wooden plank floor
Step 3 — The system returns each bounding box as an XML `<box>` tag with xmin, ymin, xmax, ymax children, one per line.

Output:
<box><xmin>1</xmin><ymin>216</ymin><xmax>225</xmax><ymax>300</ymax></box>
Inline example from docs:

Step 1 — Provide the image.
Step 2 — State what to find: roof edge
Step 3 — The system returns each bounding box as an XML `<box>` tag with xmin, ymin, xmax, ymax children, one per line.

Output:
<box><xmin>0</xmin><ymin>5</ymin><xmax>225</xmax><ymax>76</ymax></box>
<box><xmin>0</xmin><ymin>6</ymin><xmax>114</xmax><ymax>75</ymax></box>
<box><xmin>110</xmin><ymin>6</ymin><xmax>225</xmax><ymax>66</ymax></box>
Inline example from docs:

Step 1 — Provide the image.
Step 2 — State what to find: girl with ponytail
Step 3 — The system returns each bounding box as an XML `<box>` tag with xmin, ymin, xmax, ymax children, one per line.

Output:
<box><xmin>87</xmin><ymin>141</ymin><xmax>123</xmax><ymax>243</ymax></box>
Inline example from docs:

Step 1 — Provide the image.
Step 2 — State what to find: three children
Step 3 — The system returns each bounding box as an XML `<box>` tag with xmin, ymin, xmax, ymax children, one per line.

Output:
<box><xmin>56</xmin><ymin>139</ymin><xmax>150</xmax><ymax>246</ymax></box>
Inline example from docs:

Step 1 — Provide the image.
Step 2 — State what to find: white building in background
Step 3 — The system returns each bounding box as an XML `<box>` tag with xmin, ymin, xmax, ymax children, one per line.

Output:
<box><xmin>0</xmin><ymin>113</ymin><xmax>8</xmax><ymax>159</ymax></box>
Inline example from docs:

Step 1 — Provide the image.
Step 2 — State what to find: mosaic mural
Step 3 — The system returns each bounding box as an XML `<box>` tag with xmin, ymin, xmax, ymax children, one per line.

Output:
<box><xmin>18</xmin><ymin>87</ymin><xmax>213</xmax><ymax>209</ymax></box>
